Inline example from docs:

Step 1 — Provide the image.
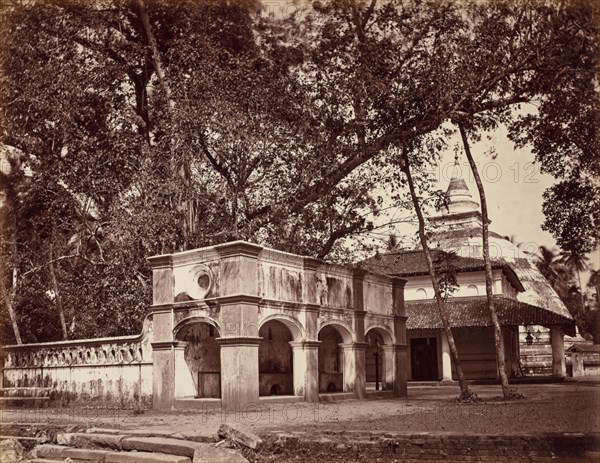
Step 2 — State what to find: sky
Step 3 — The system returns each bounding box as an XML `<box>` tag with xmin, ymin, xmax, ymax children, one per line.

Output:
<box><xmin>368</xmin><ymin>125</ymin><xmax>599</xmax><ymax>281</ymax></box>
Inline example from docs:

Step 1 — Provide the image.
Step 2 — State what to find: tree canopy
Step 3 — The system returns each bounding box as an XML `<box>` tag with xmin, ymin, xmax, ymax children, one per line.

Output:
<box><xmin>1</xmin><ymin>0</ymin><xmax>597</xmax><ymax>343</ymax></box>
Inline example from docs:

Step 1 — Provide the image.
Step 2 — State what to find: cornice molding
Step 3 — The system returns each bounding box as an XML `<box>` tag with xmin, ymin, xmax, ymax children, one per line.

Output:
<box><xmin>339</xmin><ymin>342</ymin><xmax>368</xmax><ymax>350</ymax></box>
<box><xmin>216</xmin><ymin>294</ymin><xmax>262</xmax><ymax>305</ymax></box>
<box><xmin>214</xmin><ymin>241</ymin><xmax>263</xmax><ymax>258</ymax></box>
<box><xmin>216</xmin><ymin>336</ymin><xmax>262</xmax><ymax>346</ymax></box>
<box><xmin>147</xmin><ymin>254</ymin><xmax>173</xmax><ymax>268</ymax></box>
<box><xmin>289</xmin><ymin>340</ymin><xmax>321</xmax><ymax>349</ymax></box>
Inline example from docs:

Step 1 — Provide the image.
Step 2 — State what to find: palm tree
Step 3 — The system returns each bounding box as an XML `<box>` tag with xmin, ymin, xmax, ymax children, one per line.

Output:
<box><xmin>536</xmin><ymin>246</ymin><xmax>561</xmax><ymax>287</ymax></box>
<box><xmin>560</xmin><ymin>251</ymin><xmax>590</xmax><ymax>312</ymax></box>
<box><xmin>535</xmin><ymin>245</ymin><xmax>576</xmax><ymax>300</ymax></box>
<box><xmin>588</xmin><ymin>270</ymin><xmax>600</xmax><ymax>306</ymax></box>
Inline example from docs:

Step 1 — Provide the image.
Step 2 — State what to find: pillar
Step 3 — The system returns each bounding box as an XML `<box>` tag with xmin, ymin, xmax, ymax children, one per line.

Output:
<box><xmin>149</xmin><ymin>307</ymin><xmax>177</xmax><ymax>410</ymax></box>
<box><xmin>290</xmin><ymin>341</ymin><xmax>320</xmax><ymax>402</ymax></box>
<box><xmin>150</xmin><ymin>341</ymin><xmax>176</xmax><ymax>410</ymax></box>
<box><xmin>341</xmin><ymin>343</ymin><xmax>367</xmax><ymax>399</ymax></box>
<box><xmin>217</xmin><ymin>294</ymin><xmax>262</xmax><ymax>409</ymax></box>
<box><xmin>383</xmin><ymin>345</ymin><xmax>395</xmax><ymax>390</ymax></box>
<box><xmin>173</xmin><ymin>343</ymin><xmax>195</xmax><ymax>398</ymax></box>
<box><xmin>440</xmin><ymin>332</ymin><xmax>453</xmax><ymax>381</ymax></box>
<box><xmin>392</xmin><ymin>278</ymin><xmax>409</xmax><ymax>397</ymax></box>
<box><xmin>571</xmin><ymin>351</ymin><xmax>584</xmax><ymax>377</ymax></box>
<box><xmin>148</xmin><ymin>254</ymin><xmax>176</xmax><ymax>410</ymax></box>
<box><xmin>393</xmin><ymin>345</ymin><xmax>409</xmax><ymax>396</ymax></box>
<box><xmin>218</xmin><ymin>337</ymin><xmax>261</xmax><ymax>408</ymax></box>
<box><xmin>550</xmin><ymin>326</ymin><xmax>566</xmax><ymax>378</ymax></box>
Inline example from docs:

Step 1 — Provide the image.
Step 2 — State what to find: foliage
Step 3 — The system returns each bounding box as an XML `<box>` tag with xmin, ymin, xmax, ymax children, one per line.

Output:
<box><xmin>0</xmin><ymin>0</ymin><xmax>597</xmax><ymax>343</ymax></box>
<box><xmin>535</xmin><ymin>245</ymin><xmax>600</xmax><ymax>342</ymax></box>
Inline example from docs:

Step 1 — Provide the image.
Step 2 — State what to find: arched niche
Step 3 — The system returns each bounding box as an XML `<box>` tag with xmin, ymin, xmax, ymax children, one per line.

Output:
<box><xmin>258</xmin><ymin>320</ymin><xmax>294</xmax><ymax>396</ymax></box>
<box><xmin>175</xmin><ymin>320</ymin><xmax>221</xmax><ymax>398</ymax></box>
<box><xmin>317</xmin><ymin>323</ymin><xmax>353</xmax><ymax>393</ymax></box>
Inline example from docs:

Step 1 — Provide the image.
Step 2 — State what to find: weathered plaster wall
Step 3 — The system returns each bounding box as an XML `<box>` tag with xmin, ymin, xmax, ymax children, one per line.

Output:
<box><xmin>363</xmin><ymin>274</ymin><xmax>393</xmax><ymax>315</ymax></box>
<box><xmin>2</xmin><ymin>317</ymin><xmax>153</xmax><ymax>405</ymax></box>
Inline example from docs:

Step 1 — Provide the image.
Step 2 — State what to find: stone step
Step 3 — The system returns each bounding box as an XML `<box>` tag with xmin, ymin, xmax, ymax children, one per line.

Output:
<box><xmin>32</xmin><ymin>444</ymin><xmax>191</xmax><ymax>463</ymax></box>
<box><xmin>50</xmin><ymin>433</ymin><xmax>250</xmax><ymax>463</ymax></box>
<box><xmin>0</xmin><ymin>435</ymin><xmax>48</xmax><ymax>443</ymax></box>
<box><xmin>86</xmin><ymin>428</ymin><xmax>210</xmax><ymax>442</ymax></box>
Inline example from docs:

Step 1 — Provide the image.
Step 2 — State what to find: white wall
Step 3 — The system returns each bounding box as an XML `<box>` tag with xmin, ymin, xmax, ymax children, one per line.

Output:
<box><xmin>404</xmin><ymin>269</ymin><xmax>509</xmax><ymax>301</ymax></box>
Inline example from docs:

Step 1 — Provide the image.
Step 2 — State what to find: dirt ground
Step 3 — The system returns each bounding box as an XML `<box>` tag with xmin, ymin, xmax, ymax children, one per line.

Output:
<box><xmin>2</xmin><ymin>382</ymin><xmax>599</xmax><ymax>438</ymax></box>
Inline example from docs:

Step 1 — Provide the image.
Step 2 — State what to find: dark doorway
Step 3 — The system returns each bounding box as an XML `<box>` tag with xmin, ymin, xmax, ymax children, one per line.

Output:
<box><xmin>410</xmin><ymin>337</ymin><xmax>438</xmax><ymax>380</ymax></box>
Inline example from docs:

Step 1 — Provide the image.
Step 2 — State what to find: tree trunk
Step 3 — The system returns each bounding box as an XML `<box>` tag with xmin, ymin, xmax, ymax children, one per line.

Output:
<box><xmin>49</xmin><ymin>234</ymin><xmax>68</xmax><ymax>340</ymax></box>
<box><xmin>135</xmin><ymin>0</ymin><xmax>173</xmax><ymax>108</ymax></box>
<box><xmin>1</xmin><ymin>267</ymin><xmax>22</xmax><ymax>344</ymax></box>
<box><xmin>135</xmin><ymin>0</ymin><xmax>196</xmax><ymax>248</ymax></box>
<box><xmin>459</xmin><ymin>124</ymin><xmax>513</xmax><ymax>399</ymax></box>
<box><xmin>577</xmin><ymin>269</ymin><xmax>586</xmax><ymax>312</ymax></box>
<box><xmin>401</xmin><ymin>154</ymin><xmax>471</xmax><ymax>397</ymax></box>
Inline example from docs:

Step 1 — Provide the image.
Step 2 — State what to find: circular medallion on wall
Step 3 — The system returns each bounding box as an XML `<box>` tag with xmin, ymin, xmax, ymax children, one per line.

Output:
<box><xmin>186</xmin><ymin>264</ymin><xmax>213</xmax><ymax>300</ymax></box>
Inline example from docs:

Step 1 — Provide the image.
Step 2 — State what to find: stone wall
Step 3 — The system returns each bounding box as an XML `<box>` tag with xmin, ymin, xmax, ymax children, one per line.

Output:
<box><xmin>1</xmin><ymin>316</ymin><xmax>153</xmax><ymax>406</ymax></box>
<box><xmin>265</xmin><ymin>430</ymin><xmax>600</xmax><ymax>462</ymax></box>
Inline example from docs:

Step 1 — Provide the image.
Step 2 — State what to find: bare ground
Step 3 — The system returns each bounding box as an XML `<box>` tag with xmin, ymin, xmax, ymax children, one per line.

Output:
<box><xmin>2</xmin><ymin>382</ymin><xmax>598</xmax><ymax>439</ymax></box>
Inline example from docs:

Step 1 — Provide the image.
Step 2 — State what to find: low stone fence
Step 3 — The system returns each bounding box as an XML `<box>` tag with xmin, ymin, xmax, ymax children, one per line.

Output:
<box><xmin>261</xmin><ymin>430</ymin><xmax>600</xmax><ymax>462</ymax></box>
<box><xmin>1</xmin><ymin>317</ymin><xmax>153</xmax><ymax>407</ymax></box>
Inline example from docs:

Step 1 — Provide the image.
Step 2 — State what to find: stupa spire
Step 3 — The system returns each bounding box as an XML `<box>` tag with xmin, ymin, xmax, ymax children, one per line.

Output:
<box><xmin>444</xmin><ymin>152</ymin><xmax>479</xmax><ymax>215</ymax></box>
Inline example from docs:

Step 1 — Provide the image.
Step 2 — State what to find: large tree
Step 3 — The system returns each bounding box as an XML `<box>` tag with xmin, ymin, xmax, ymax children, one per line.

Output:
<box><xmin>1</xmin><ymin>0</ymin><xmax>597</xmax><ymax>347</ymax></box>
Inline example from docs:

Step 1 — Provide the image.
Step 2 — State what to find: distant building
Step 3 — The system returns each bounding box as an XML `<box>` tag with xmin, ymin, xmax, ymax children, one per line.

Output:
<box><xmin>363</xmin><ymin>156</ymin><xmax>575</xmax><ymax>381</ymax></box>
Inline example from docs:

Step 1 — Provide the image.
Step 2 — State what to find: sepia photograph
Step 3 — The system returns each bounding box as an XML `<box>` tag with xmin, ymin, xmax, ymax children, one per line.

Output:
<box><xmin>0</xmin><ymin>0</ymin><xmax>598</xmax><ymax>462</ymax></box>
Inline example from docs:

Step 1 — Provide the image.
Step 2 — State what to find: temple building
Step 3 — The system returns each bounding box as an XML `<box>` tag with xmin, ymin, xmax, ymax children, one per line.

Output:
<box><xmin>362</xmin><ymin>156</ymin><xmax>576</xmax><ymax>381</ymax></box>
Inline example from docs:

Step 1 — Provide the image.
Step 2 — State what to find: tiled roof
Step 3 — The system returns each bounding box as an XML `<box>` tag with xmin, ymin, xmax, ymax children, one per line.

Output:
<box><xmin>361</xmin><ymin>249</ymin><xmax>524</xmax><ymax>291</ymax></box>
<box><xmin>500</xmin><ymin>257</ymin><xmax>573</xmax><ymax>320</ymax></box>
<box><xmin>566</xmin><ymin>343</ymin><xmax>600</xmax><ymax>353</ymax></box>
<box><xmin>405</xmin><ymin>296</ymin><xmax>576</xmax><ymax>336</ymax></box>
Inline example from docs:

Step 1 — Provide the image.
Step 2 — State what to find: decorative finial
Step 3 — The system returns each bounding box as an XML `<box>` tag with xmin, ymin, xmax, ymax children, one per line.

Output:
<box><xmin>454</xmin><ymin>151</ymin><xmax>459</xmax><ymax>165</ymax></box>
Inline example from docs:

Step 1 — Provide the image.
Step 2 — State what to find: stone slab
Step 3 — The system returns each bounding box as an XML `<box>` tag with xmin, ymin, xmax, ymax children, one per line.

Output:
<box><xmin>87</xmin><ymin>428</ymin><xmax>125</xmax><ymax>435</ymax></box>
<box><xmin>31</xmin><ymin>444</ymin><xmax>68</xmax><ymax>460</ymax></box>
<box><xmin>58</xmin><ymin>432</ymin><xmax>124</xmax><ymax>449</ymax></box>
<box><xmin>0</xmin><ymin>435</ymin><xmax>46</xmax><ymax>442</ymax></box>
<box><xmin>193</xmin><ymin>445</ymin><xmax>249</xmax><ymax>463</ymax></box>
<box><xmin>120</xmin><ymin>437</ymin><xmax>202</xmax><ymax>457</ymax></box>
<box><xmin>32</xmin><ymin>444</ymin><xmax>109</xmax><ymax>461</ymax></box>
<box><xmin>217</xmin><ymin>423</ymin><xmax>262</xmax><ymax>450</ymax></box>
<box><xmin>63</xmin><ymin>447</ymin><xmax>110</xmax><ymax>461</ymax></box>
<box><xmin>104</xmin><ymin>450</ymin><xmax>191</xmax><ymax>463</ymax></box>
<box><xmin>0</xmin><ymin>438</ymin><xmax>24</xmax><ymax>463</ymax></box>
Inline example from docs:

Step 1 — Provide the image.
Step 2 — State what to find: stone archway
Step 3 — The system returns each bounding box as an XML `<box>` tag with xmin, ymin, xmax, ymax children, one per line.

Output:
<box><xmin>317</xmin><ymin>323</ymin><xmax>353</xmax><ymax>393</ymax></box>
<box><xmin>258</xmin><ymin>320</ymin><xmax>294</xmax><ymax>396</ymax></box>
<box><xmin>175</xmin><ymin>321</ymin><xmax>221</xmax><ymax>398</ymax></box>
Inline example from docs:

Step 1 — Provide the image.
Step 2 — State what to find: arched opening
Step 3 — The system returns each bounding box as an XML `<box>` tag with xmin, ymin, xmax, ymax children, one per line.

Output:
<box><xmin>318</xmin><ymin>325</ymin><xmax>349</xmax><ymax>393</ymax></box>
<box><xmin>175</xmin><ymin>321</ymin><xmax>221</xmax><ymax>398</ymax></box>
<box><xmin>366</xmin><ymin>330</ymin><xmax>385</xmax><ymax>390</ymax></box>
<box><xmin>258</xmin><ymin>320</ymin><xmax>294</xmax><ymax>396</ymax></box>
